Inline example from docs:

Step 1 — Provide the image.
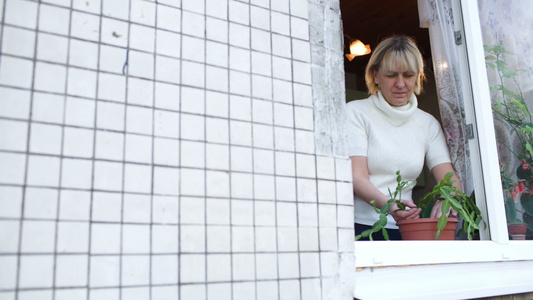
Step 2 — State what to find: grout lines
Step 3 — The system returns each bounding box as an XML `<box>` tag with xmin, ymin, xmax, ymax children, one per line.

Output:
<box><xmin>0</xmin><ymin>1</ymin><xmax>351</xmax><ymax>300</ymax></box>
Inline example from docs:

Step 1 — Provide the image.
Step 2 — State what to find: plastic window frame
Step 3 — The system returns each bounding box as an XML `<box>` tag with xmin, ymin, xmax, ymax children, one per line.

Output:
<box><xmin>353</xmin><ymin>0</ymin><xmax>533</xmax><ymax>269</ymax></box>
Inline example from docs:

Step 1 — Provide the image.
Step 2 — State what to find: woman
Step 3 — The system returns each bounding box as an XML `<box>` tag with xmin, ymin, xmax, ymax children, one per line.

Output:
<box><xmin>346</xmin><ymin>35</ymin><xmax>460</xmax><ymax>240</ymax></box>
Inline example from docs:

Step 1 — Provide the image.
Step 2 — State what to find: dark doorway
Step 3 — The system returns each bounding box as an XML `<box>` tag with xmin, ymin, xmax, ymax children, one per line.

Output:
<box><xmin>340</xmin><ymin>0</ymin><xmax>432</xmax><ymax>99</ymax></box>
<box><xmin>340</xmin><ymin>0</ymin><xmax>440</xmax><ymax>199</ymax></box>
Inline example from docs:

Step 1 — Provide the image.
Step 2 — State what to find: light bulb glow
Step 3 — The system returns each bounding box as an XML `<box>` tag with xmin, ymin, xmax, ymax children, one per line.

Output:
<box><xmin>350</xmin><ymin>40</ymin><xmax>371</xmax><ymax>56</ymax></box>
<box><xmin>345</xmin><ymin>39</ymin><xmax>371</xmax><ymax>61</ymax></box>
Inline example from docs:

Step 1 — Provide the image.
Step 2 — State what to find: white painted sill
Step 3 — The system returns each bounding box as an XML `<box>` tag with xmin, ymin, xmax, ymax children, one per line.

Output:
<box><xmin>353</xmin><ymin>241</ymin><xmax>533</xmax><ymax>299</ymax></box>
<box><xmin>354</xmin><ymin>240</ymin><xmax>533</xmax><ymax>267</ymax></box>
<box><xmin>354</xmin><ymin>260</ymin><xmax>533</xmax><ymax>300</ymax></box>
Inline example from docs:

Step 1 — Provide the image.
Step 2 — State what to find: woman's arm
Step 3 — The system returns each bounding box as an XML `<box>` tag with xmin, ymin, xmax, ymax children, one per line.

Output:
<box><xmin>351</xmin><ymin>156</ymin><xmax>388</xmax><ymax>207</ymax></box>
<box><xmin>430</xmin><ymin>162</ymin><xmax>461</xmax><ymax>218</ymax></box>
<box><xmin>351</xmin><ymin>156</ymin><xmax>420</xmax><ymax>221</ymax></box>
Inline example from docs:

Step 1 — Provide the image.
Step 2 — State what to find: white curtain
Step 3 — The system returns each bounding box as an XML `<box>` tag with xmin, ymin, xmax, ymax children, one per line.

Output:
<box><xmin>478</xmin><ymin>1</ymin><xmax>533</xmax><ymax>103</ymax></box>
<box><xmin>418</xmin><ymin>0</ymin><xmax>474</xmax><ymax>194</ymax></box>
<box><xmin>477</xmin><ymin>0</ymin><xmax>533</xmax><ymax>177</ymax></box>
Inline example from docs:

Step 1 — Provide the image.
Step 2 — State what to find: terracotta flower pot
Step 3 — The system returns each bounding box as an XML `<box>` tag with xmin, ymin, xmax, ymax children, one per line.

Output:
<box><xmin>508</xmin><ymin>223</ymin><xmax>527</xmax><ymax>240</ymax></box>
<box><xmin>397</xmin><ymin>218</ymin><xmax>458</xmax><ymax>240</ymax></box>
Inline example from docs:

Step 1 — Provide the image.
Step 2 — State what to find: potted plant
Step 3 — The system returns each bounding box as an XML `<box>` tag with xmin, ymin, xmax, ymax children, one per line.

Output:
<box><xmin>500</xmin><ymin>166</ymin><xmax>528</xmax><ymax>239</ymax></box>
<box><xmin>485</xmin><ymin>44</ymin><xmax>533</xmax><ymax>238</ymax></box>
<box><xmin>355</xmin><ymin>171</ymin><xmax>484</xmax><ymax>241</ymax></box>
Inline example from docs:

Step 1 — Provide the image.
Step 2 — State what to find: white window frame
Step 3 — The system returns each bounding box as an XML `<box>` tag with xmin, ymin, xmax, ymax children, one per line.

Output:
<box><xmin>353</xmin><ymin>1</ymin><xmax>533</xmax><ymax>298</ymax></box>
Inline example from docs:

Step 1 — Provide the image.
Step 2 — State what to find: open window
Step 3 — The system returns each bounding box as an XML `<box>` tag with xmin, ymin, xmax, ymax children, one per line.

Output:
<box><xmin>341</xmin><ymin>0</ymin><xmax>492</xmax><ymax>246</ymax></box>
<box><xmin>341</xmin><ymin>0</ymin><xmax>446</xmax><ymax>203</ymax></box>
<box><xmin>341</xmin><ymin>0</ymin><xmax>533</xmax><ymax>298</ymax></box>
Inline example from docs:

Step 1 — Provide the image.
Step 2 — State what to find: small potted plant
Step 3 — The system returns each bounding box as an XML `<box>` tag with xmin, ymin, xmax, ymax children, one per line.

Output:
<box><xmin>500</xmin><ymin>166</ymin><xmax>528</xmax><ymax>240</ymax></box>
<box><xmin>355</xmin><ymin>171</ymin><xmax>484</xmax><ymax>241</ymax></box>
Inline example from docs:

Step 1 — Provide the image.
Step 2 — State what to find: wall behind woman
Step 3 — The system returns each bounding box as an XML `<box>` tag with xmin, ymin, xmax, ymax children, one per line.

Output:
<box><xmin>0</xmin><ymin>0</ymin><xmax>354</xmax><ymax>299</ymax></box>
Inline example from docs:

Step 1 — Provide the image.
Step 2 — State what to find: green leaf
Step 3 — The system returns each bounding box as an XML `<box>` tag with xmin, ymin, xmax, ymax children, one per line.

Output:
<box><xmin>496</xmin><ymin>60</ymin><xmax>508</xmax><ymax>71</ymax></box>
<box><xmin>526</xmin><ymin>143</ymin><xmax>533</xmax><ymax>160</ymax></box>
<box><xmin>437</xmin><ymin>214</ymin><xmax>448</xmax><ymax>232</ymax></box>
<box><xmin>396</xmin><ymin>202</ymin><xmax>406</xmax><ymax>210</ymax></box>
<box><xmin>381</xmin><ymin>202</ymin><xmax>391</xmax><ymax>214</ymax></box>
<box><xmin>379</xmin><ymin>214</ymin><xmax>388</xmax><ymax>224</ymax></box>
<box><xmin>492</xmin><ymin>45</ymin><xmax>501</xmax><ymax>52</ymax></box>
<box><xmin>441</xmin><ymin>200</ymin><xmax>451</xmax><ymax>215</ymax></box>
<box><xmin>520</xmin><ymin>193</ymin><xmax>533</xmax><ymax>215</ymax></box>
<box><xmin>503</xmin><ymin>86</ymin><xmax>517</xmax><ymax>96</ymax></box>
<box><xmin>502</xmin><ymin>69</ymin><xmax>518</xmax><ymax>78</ymax></box>
<box><xmin>446</xmin><ymin>196</ymin><xmax>463</xmax><ymax>211</ymax></box>
<box><xmin>382</xmin><ymin>228</ymin><xmax>389</xmax><ymax>240</ymax></box>
<box><xmin>355</xmin><ymin>228</ymin><xmax>374</xmax><ymax>240</ymax></box>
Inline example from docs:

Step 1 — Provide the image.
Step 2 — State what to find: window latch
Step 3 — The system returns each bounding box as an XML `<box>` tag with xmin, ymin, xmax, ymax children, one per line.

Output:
<box><xmin>455</xmin><ymin>30</ymin><xmax>463</xmax><ymax>45</ymax></box>
<box><xmin>466</xmin><ymin>123</ymin><xmax>474</xmax><ymax>139</ymax></box>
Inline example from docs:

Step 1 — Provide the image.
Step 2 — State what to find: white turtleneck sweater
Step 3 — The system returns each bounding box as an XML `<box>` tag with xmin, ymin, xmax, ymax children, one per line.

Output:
<box><xmin>346</xmin><ymin>91</ymin><xmax>451</xmax><ymax>229</ymax></box>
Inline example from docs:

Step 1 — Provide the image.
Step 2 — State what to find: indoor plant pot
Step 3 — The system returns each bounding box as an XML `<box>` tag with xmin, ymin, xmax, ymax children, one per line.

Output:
<box><xmin>508</xmin><ymin>223</ymin><xmax>527</xmax><ymax>240</ymax></box>
<box><xmin>397</xmin><ymin>217</ymin><xmax>458</xmax><ymax>240</ymax></box>
<box><xmin>356</xmin><ymin>171</ymin><xmax>484</xmax><ymax>241</ymax></box>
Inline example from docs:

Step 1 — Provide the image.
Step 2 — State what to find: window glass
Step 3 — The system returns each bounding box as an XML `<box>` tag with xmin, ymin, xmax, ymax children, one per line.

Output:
<box><xmin>478</xmin><ymin>0</ymin><xmax>533</xmax><ymax>240</ymax></box>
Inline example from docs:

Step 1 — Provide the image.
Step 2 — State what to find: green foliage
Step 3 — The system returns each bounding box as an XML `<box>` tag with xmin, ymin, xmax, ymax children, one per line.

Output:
<box><xmin>486</xmin><ymin>45</ymin><xmax>533</xmax><ymax>164</ymax></box>
<box><xmin>355</xmin><ymin>171</ymin><xmax>484</xmax><ymax>241</ymax></box>
<box><xmin>355</xmin><ymin>171</ymin><xmax>414</xmax><ymax>241</ymax></box>
<box><xmin>521</xmin><ymin>193</ymin><xmax>533</xmax><ymax>217</ymax></box>
<box><xmin>505</xmin><ymin>199</ymin><xmax>520</xmax><ymax>224</ymax></box>
<box><xmin>418</xmin><ymin>172</ymin><xmax>483</xmax><ymax>240</ymax></box>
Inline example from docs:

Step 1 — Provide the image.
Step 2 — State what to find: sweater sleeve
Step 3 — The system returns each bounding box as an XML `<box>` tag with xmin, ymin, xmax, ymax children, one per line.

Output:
<box><xmin>425</xmin><ymin>116</ymin><xmax>452</xmax><ymax>170</ymax></box>
<box><xmin>346</xmin><ymin>101</ymin><xmax>369</xmax><ymax>157</ymax></box>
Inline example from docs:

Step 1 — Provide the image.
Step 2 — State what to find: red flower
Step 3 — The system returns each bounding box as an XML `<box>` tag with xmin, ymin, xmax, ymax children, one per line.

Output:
<box><xmin>514</xmin><ymin>186</ymin><xmax>521</xmax><ymax>196</ymax></box>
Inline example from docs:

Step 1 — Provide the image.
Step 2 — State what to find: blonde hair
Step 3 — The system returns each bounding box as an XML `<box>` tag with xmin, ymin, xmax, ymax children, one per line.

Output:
<box><xmin>365</xmin><ymin>35</ymin><xmax>426</xmax><ymax>95</ymax></box>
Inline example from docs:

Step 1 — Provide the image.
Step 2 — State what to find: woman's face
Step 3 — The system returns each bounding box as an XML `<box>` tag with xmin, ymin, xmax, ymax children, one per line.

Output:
<box><xmin>374</xmin><ymin>66</ymin><xmax>417</xmax><ymax>107</ymax></box>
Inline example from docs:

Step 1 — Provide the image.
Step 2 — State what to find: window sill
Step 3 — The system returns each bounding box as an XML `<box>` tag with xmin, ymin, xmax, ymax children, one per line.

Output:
<box><xmin>354</xmin><ymin>240</ymin><xmax>533</xmax><ymax>267</ymax></box>
<box><xmin>354</xmin><ymin>260</ymin><xmax>533</xmax><ymax>299</ymax></box>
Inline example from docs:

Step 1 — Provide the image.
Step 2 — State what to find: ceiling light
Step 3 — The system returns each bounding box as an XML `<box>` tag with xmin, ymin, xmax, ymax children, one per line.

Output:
<box><xmin>345</xmin><ymin>39</ymin><xmax>371</xmax><ymax>61</ymax></box>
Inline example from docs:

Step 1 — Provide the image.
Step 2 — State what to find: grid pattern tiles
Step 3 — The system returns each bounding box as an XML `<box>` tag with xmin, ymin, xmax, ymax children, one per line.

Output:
<box><xmin>0</xmin><ymin>0</ymin><xmax>354</xmax><ymax>299</ymax></box>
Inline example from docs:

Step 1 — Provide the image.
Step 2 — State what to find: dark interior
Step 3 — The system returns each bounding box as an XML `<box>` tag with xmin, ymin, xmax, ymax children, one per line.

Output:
<box><xmin>340</xmin><ymin>0</ymin><xmax>432</xmax><ymax>97</ymax></box>
<box><xmin>340</xmin><ymin>0</ymin><xmax>439</xmax><ymax>196</ymax></box>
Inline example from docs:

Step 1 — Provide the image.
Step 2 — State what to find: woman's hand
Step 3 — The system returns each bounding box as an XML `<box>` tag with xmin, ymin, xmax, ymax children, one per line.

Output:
<box><xmin>430</xmin><ymin>163</ymin><xmax>461</xmax><ymax>218</ymax></box>
<box><xmin>430</xmin><ymin>200</ymin><xmax>458</xmax><ymax>218</ymax></box>
<box><xmin>390</xmin><ymin>200</ymin><xmax>421</xmax><ymax>222</ymax></box>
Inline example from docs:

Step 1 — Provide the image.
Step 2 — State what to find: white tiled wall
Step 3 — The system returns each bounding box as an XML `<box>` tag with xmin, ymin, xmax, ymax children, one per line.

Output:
<box><xmin>0</xmin><ymin>0</ymin><xmax>354</xmax><ymax>299</ymax></box>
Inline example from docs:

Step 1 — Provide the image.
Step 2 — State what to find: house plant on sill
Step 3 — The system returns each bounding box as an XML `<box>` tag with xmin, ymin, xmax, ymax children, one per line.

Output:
<box><xmin>355</xmin><ymin>171</ymin><xmax>484</xmax><ymax>241</ymax></box>
<box><xmin>485</xmin><ymin>44</ymin><xmax>533</xmax><ymax>239</ymax></box>
<box><xmin>500</xmin><ymin>167</ymin><xmax>528</xmax><ymax>240</ymax></box>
